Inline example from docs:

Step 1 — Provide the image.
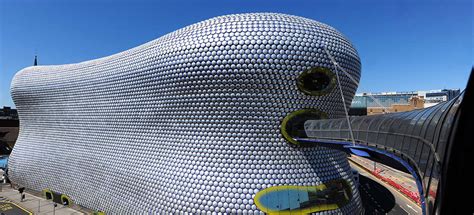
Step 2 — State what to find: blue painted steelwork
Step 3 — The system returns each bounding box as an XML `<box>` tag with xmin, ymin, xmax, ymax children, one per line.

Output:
<box><xmin>301</xmin><ymin>92</ymin><xmax>465</xmax><ymax>214</ymax></box>
<box><xmin>295</xmin><ymin>137</ymin><xmax>427</xmax><ymax>215</ymax></box>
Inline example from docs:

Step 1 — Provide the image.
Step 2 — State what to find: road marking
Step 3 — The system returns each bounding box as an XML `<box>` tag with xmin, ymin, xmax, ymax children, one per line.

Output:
<box><xmin>349</xmin><ymin>160</ymin><xmax>421</xmax><ymax>207</ymax></box>
<box><xmin>400</xmin><ymin>207</ymin><xmax>409</xmax><ymax>214</ymax></box>
<box><xmin>406</xmin><ymin>204</ymin><xmax>418</xmax><ymax>213</ymax></box>
<box><xmin>350</xmin><ymin>163</ymin><xmax>421</xmax><ymax>214</ymax></box>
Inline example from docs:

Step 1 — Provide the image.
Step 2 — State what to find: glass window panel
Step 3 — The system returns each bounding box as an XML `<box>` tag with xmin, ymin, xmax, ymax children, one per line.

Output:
<box><xmin>413</xmin><ymin>141</ymin><xmax>424</xmax><ymax>169</ymax></box>
<box><xmin>436</xmin><ymin>98</ymin><xmax>461</xmax><ymax>161</ymax></box>
<box><xmin>406</xmin><ymin>137</ymin><xmax>418</xmax><ymax>158</ymax></box>
<box><xmin>351</xmin><ymin>117</ymin><xmax>365</xmax><ymax>141</ymax></box>
<box><xmin>376</xmin><ymin>117</ymin><xmax>394</xmax><ymax>146</ymax></box>
<box><xmin>367</xmin><ymin>116</ymin><xmax>383</xmax><ymax>144</ymax></box>
<box><xmin>423</xmin><ymin>153</ymin><xmax>434</xmax><ymax>179</ymax></box>
<box><xmin>359</xmin><ymin>115</ymin><xmax>372</xmax><ymax>130</ymax></box>
<box><xmin>384</xmin><ymin>115</ymin><xmax>402</xmax><ymax>149</ymax></box>
<box><xmin>424</xmin><ymin>103</ymin><xmax>449</xmax><ymax>144</ymax></box>
<box><xmin>254</xmin><ymin>180</ymin><xmax>353</xmax><ymax>214</ymax></box>
<box><xmin>359</xmin><ymin>116</ymin><xmax>373</xmax><ymax>143</ymax></box>
<box><xmin>400</xmin><ymin>109</ymin><xmax>425</xmax><ymax>157</ymax></box>
<box><xmin>376</xmin><ymin>133</ymin><xmax>387</xmax><ymax>147</ymax></box>
<box><xmin>420</xmin><ymin>104</ymin><xmax>444</xmax><ymax>139</ymax></box>
<box><xmin>433</xmin><ymin>100</ymin><xmax>457</xmax><ymax>153</ymax></box>
<box><xmin>393</xmin><ymin>111</ymin><xmax>419</xmax><ymax>151</ymax></box>
<box><xmin>418</xmin><ymin>145</ymin><xmax>431</xmax><ymax>174</ymax></box>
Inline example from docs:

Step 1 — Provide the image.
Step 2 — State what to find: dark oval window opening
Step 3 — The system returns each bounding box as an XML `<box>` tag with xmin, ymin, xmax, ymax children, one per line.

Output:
<box><xmin>281</xmin><ymin>109</ymin><xmax>328</xmax><ymax>145</ymax></box>
<box><xmin>61</xmin><ymin>195</ymin><xmax>72</xmax><ymax>206</ymax></box>
<box><xmin>297</xmin><ymin>67</ymin><xmax>336</xmax><ymax>96</ymax></box>
<box><xmin>45</xmin><ymin>192</ymin><xmax>52</xmax><ymax>200</ymax></box>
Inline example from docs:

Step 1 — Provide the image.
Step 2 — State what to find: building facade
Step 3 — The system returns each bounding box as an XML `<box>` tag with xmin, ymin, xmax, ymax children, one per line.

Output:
<box><xmin>0</xmin><ymin>107</ymin><xmax>19</xmax><ymax>150</ymax></box>
<box><xmin>351</xmin><ymin>89</ymin><xmax>460</xmax><ymax>115</ymax></box>
<box><xmin>0</xmin><ymin>106</ymin><xmax>18</xmax><ymax>120</ymax></box>
<box><xmin>9</xmin><ymin>13</ymin><xmax>362</xmax><ymax>213</ymax></box>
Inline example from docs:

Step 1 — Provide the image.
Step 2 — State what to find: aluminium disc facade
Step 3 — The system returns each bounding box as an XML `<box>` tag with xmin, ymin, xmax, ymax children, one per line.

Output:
<box><xmin>9</xmin><ymin>13</ymin><xmax>362</xmax><ymax>213</ymax></box>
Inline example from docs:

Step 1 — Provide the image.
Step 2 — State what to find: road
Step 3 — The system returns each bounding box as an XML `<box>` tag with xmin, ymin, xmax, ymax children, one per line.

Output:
<box><xmin>350</xmin><ymin>156</ymin><xmax>419</xmax><ymax>196</ymax></box>
<box><xmin>350</xmin><ymin>161</ymin><xmax>422</xmax><ymax>214</ymax></box>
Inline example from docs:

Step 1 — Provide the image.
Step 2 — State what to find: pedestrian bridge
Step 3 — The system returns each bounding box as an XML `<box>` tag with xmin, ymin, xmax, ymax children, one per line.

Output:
<box><xmin>281</xmin><ymin>72</ymin><xmax>472</xmax><ymax>215</ymax></box>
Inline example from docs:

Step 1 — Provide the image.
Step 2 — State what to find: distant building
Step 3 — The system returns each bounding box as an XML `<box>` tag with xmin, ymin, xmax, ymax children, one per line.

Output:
<box><xmin>419</xmin><ymin>89</ymin><xmax>461</xmax><ymax>108</ymax></box>
<box><xmin>0</xmin><ymin>107</ymin><xmax>19</xmax><ymax>149</ymax></box>
<box><xmin>350</xmin><ymin>89</ymin><xmax>460</xmax><ymax>115</ymax></box>
<box><xmin>0</xmin><ymin>106</ymin><xmax>18</xmax><ymax>120</ymax></box>
<box><xmin>367</xmin><ymin>96</ymin><xmax>424</xmax><ymax>115</ymax></box>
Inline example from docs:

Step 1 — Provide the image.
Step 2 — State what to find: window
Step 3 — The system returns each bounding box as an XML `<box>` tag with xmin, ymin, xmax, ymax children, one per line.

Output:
<box><xmin>281</xmin><ymin>109</ymin><xmax>328</xmax><ymax>145</ymax></box>
<box><xmin>254</xmin><ymin>179</ymin><xmax>352</xmax><ymax>214</ymax></box>
<box><xmin>297</xmin><ymin>67</ymin><xmax>336</xmax><ymax>96</ymax></box>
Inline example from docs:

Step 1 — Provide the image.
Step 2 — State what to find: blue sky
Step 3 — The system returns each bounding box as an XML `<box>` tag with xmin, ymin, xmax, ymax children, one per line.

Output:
<box><xmin>0</xmin><ymin>0</ymin><xmax>472</xmax><ymax>107</ymax></box>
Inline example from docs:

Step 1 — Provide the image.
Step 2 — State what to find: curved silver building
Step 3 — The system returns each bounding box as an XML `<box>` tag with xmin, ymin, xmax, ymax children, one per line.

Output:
<box><xmin>9</xmin><ymin>13</ymin><xmax>362</xmax><ymax>213</ymax></box>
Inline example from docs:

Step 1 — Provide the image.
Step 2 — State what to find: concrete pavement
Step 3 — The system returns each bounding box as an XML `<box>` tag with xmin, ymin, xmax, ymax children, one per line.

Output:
<box><xmin>0</xmin><ymin>184</ymin><xmax>87</xmax><ymax>215</ymax></box>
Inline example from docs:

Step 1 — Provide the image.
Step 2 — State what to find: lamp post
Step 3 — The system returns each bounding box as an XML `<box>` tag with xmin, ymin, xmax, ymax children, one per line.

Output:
<box><xmin>53</xmin><ymin>203</ymin><xmax>57</xmax><ymax>215</ymax></box>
